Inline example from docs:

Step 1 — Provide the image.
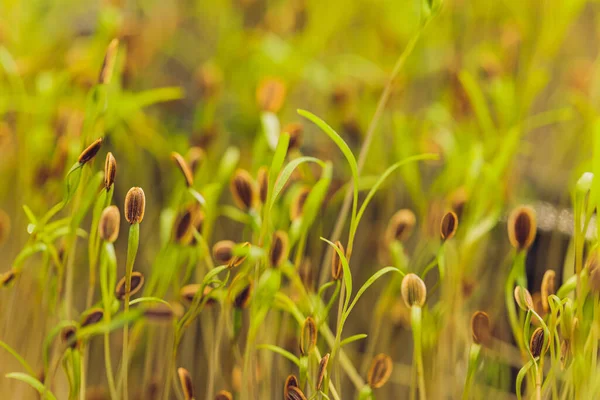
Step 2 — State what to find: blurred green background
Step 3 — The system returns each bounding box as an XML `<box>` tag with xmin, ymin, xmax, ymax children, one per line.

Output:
<box><xmin>1</xmin><ymin>0</ymin><xmax>599</xmax><ymax>398</ymax></box>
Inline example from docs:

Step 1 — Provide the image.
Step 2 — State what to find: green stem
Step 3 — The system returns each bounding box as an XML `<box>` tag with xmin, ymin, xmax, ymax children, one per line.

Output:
<box><xmin>100</xmin><ymin>243</ymin><xmax>118</xmax><ymax>399</ymax></box>
<box><xmin>462</xmin><ymin>344</ymin><xmax>481</xmax><ymax>400</ymax></box>
<box><xmin>122</xmin><ymin>223</ymin><xmax>140</xmax><ymax>400</ymax></box>
<box><xmin>412</xmin><ymin>306</ymin><xmax>426</xmax><ymax>400</ymax></box>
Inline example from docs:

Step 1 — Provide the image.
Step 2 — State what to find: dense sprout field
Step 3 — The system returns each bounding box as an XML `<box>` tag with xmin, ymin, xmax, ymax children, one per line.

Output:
<box><xmin>1</xmin><ymin>0</ymin><xmax>600</xmax><ymax>399</ymax></box>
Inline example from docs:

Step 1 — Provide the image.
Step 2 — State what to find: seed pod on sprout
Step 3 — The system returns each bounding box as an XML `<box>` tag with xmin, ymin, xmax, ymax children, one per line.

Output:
<box><xmin>230</xmin><ymin>169</ymin><xmax>257</xmax><ymax>210</ymax></box>
<box><xmin>508</xmin><ymin>206</ymin><xmax>537</xmax><ymax>251</ymax></box>
<box><xmin>215</xmin><ymin>390</ymin><xmax>233</xmax><ymax>400</ymax></box>
<box><xmin>440</xmin><ymin>211</ymin><xmax>458</xmax><ymax>240</ymax></box>
<box><xmin>316</xmin><ymin>353</ymin><xmax>330</xmax><ymax>391</ymax></box>
<box><xmin>470</xmin><ymin>311</ymin><xmax>491</xmax><ymax>346</ymax></box>
<box><xmin>514</xmin><ymin>286</ymin><xmax>534</xmax><ymax>311</ymax></box>
<box><xmin>386</xmin><ymin>209</ymin><xmax>416</xmax><ymax>243</ymax></box>
<box><xmin>300</xmin><ymin>317</ymin><xmax>317</xmax><ymax>356</ymax></box>
<box><xmin>401</xmin><ymin>273</ymin><xmax>426</xmax><ymax>308</ymax></box>
<box><xmin>367</xmin><ymin>353</ymin><xmax>393</xmax><ymax>389</ymax></box>
<box><xmin>78</xmin><ymin>138</ymin><xmax>103</xmax><ymax>165</ymax></box>
<box><xmin>177</xmin><ymin>367</ymin><xmax>194</xmax><ymax>400</ymax></box>
<box><xmin>115</xmin><ymin>272</ymin><xmax>144</xmax><ymax>300</ymax></box>
<box><xmin>104</xmin><ymin>152</ymin><xmax>117</xmax><ymax>189</ymax></box>
<box><xmin>186</xmin><ymin>146</ymin><xmax>205</xmax><ymax>174</ymax></box>
<box><xmin>529</xmin><ymin>327</ymin><xmax>546</xmax><ymax>358</ymax></box>
<box><xmin>269</xmin><ymin>231</ymin><xmax>289</xmax><ymax>267</ymax></box>
<box><xmin>180</xmin><ymin>284</ymin><xmax>216</xmax><ymax>307</ymax></box>
<box><xmin>540</xmin><ymin>270</ymin><xmax>556</xmax><ymax>312</ymax></box>
<box><xmin>257</xmin><ymin>166</ymin><xmax>269</xmax><ymax>204</ymax></box>
<box><xmin>61</xmin><ymin>326</ymin><xmax>78</xmax><ymax>349</ymax></box>
<box><xmin>99</xmin><ymin>206</ymin><xmax>120</xmax><ymax>243</ymax></box>
<box><xmin>284</xmin><ymin>375</ymin><xmax>299</xmax><ymax>399</ymax></box>
<box><xmin>282</xmin><ymin>122</ymin><xmax>303</xmax><ymax>152</ymax></box>
<box><xmin>173</xmin><ymin>206</ymin><xmax>202</xmax><ymax>245</ymax></box>
<box><xmin>212</xmin><ymin>240</ymin><xmax>250</xmax><ymax>267</ymax></box>
<box><xmin>331</xmin><ymin>240</ymin><xmax>345</xmax><ymax>281</ymax></box>
<box><xmin>290</xmin><ymin>187</ymin><xmax>311</xmax><ymax>221</ymax></box>
<box><xmin>144</xmin><ymin>303</ymin><xmax>180</xmax><ymax>322</ymax></box>
<box><xmin>171</xmin><ymin>152</ymin><xmax>194</xmax><ymax>187</ymax></box>
<box><xmin>98</xmin><ymin>39</ymin><xmax>119</xmax><ymax>84</ymax></box>
<box><xmin>81</xmin><ymin>308</ymin><xmax>104</xmax><ymax>327</ymax></box>
<box><xmin>124</xmin><ymin>187</ymin><xmax>145</xmax><ymax>224</ymax></box>
<box><xmin>286</xmin><ymin>386</ymin><xmax>307</xmax><ymax>400</ymax></box>
<box><xmin>256</xmin><ymin>77</ymin><xmax>286</xmax><ymax>113</ymax></box>
<box><xmin>232</xmin><ymin>281</ymin><xmax>252</xmax><ymax>309</ymax></box>
<box><xmin>1</xmin><ymin>268</ymin><xmax>17</xmax><ymax>287</ymax></box>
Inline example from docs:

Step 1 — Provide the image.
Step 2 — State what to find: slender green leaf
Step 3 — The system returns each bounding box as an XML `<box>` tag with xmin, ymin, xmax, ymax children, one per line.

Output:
<box><xmin>340</xmin><ymin>334</ymin><xmax>368</xmax><ymax>348</ymax></box>
<box><xmin>270</xmin><ymin>156</ymin><xmax>325</xmax><ymax>210</ymax></box>
<box><xmin>0</xmin><ymin>340</ymin><xmax>36</xmax><ymax>376</ymax></box>
<box><xmin>355</xmin><ymin>154</ymin><xmax>438</xmax><ymax>227</ymax></box>
<box><xmin>5</xmin><ymin>373</ymin><xmax>58</xmax><ymax>400</ymax></box>
<box><xmin>321</xmin><ymin>237</ymin><xmax>352</xmax><ymax>312</ymax></box>
<box><xmin>257</xmin><ymin>344</ymin><xmax>300</xmax><ymax>367</ymax></box>
<box><xmin>343</xmin><ymin>266</ymin><xmax>404</xmax><ymax>322</ymax></box>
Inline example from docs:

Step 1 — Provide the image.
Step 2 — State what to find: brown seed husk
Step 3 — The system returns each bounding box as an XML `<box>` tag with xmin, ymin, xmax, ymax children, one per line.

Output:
<box><xmin>440</xmin><ymin>210</ymin><xmax>458</xmax><ymax>240</ymax></box>
<box><xmin>470</xmin><ymin>311</ymin><xmax>491</xmax><ymax>346</ymax></box>
<box><xmin>514</xmin><ymin>286</ymin><xmax>534</xmax><ymax>311</ymax></box>
<box><xmin>173</xmin><ymin>206</ymin><xmax>201</xmax><ymax>245</ymax></box>
<box><xmin>177</xmin><ymin>367</ymin><xmax>194</xmax><ymax>400</ymax></box>
<box><xmin>1</xmin><ymin>268</ymin><xmax>17</xmax><ymax>287</ymax></box>
<box><xmin>115</xmin><ymin>272</ymin><xmax>144</xmax><ymax>300</ymax></box>
<box><xmin>213</xmin><ymin>240</ymin><xmax>234</xmax><ymax>265</ymax></box>
<box><xmin>331</xmin><ymin>240</ymin><xmax>345</xmax><ymax>281</ymax></box>
<box><xmin>98</xmin><ymin>39</ymin><xmax>119</xmax><ymax>84</ymax></box>
<box><xmin>181</xmin><ymin>284</ymin><xmax>215</xmax><ymax>307</ymax></box>
<box><xmin>286</xmin><ymin>386</ymin><xmax>307</xmax><ymax>400</ymax></box>
<box><xmin>284</xmin><ymin>374</ymin><xmax>299</xmax><ymax>399</ymax></box>
<box><xmin>230</xmin><ymin>169</ymin><xmax>257</xmax><ymax>210</ymax></box>
<box><xmin>144</xmin><ymin>304</ymin><xmax>176</xmax><ymax>321</ymax></box>
<box><xmin>124</xmin><ymin>187</ymin><xmax>145</xmax><ymax>224</ymax></box>
<box><xmin>99</xmin><ymin>206</ymin><xmax>120</xmax><ymax>243</ymax></box>
<box><xmin>367</xmin><ymin>353</ymin><xmax>393</xmax><ymax>389</ymax></box>
<box><xmin>186</xmin><ymin>146</ymin><xmax>205</xmax><ymax>174</ymax></box>
<box><xmin>508</xmin><ymin>206</ymin><xmax>537</xmax><ymax>251</ymax></box>
<box><xmin>529</xmin><ymin>327</ymin><xmax>546</xmax><ymax>358</ymax></box>
<box><xmin>541</xmin><ymin>270</ymin><xmax>556</xmax><ymax>312</ymax></box>
<box><xmin>214</xmin><ymin>390</ymin><xmax>233</xmax><ymax>400</ymax></box>
<box><xmin>61</xmin><ymin>326</ymin><xmax>78</xmax><ymax>349</ymax></box>
<box><xmin>300</xmin><ymin>317</ymin><xmax>317</xmax><ymax>356</ymax></box>
<box><xmin>104</xmin><ymin>152</ymin><xmax>117</xmax><ymax>189</ymax></box>
<box><xmin>290</xmin><ymin>187</ymin><xmax>310</xmax><ymax>221</ymax></box>
<box><xmin>257</xmin><ymin>166</ymin><xmax>269</xmax><ymax>204</ymax></box>
<box><xmin>171</xmin><ymin>152</ymin><xmax>194</xmax><ymax>187</ymax></box>
<box><xmin>386</xmin><ymin>209</ymin><xmax>416</xmax><ymax>243</ymax></box>
<box><xmin>78</xmin><ymin>138</ymin><xmax>103</xmax><ymax>165</ymax></box>
<box><xmin>212</xmin><ymin>240</ymin><xmax>251</xmax><ymax>267</ymax></box>
<box><xmin>401</xmin><ymin>273</ymin><xmax>427</xmax><ymax>308</ymax></box>
<box><xmin>232</xmin><ymin>281</ymin><xmax>252</xmax><ymax>309</ymax></box>
<box><xmin>256</xmin><ymin>77</ymin><xmax>287</xmax><ymax>113</ymax></box>
<box><xmin>317</xmin><ymin>353</ymin><xmax>330</xmax><ymax>391</ymax></box>
<box><xmin>81</xmin><ymin>308</ymin><xmax>104</xmax><ymax>327</ymax></box>
<box><xmin>282</xmin><ymin>122</ymin><xmax>303</xmax><ymax>152</ymax></box>
<box><xmin>269</xmin><ymin>231</ymin><xmax>289</xmax><ymax>267</ymax></box>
